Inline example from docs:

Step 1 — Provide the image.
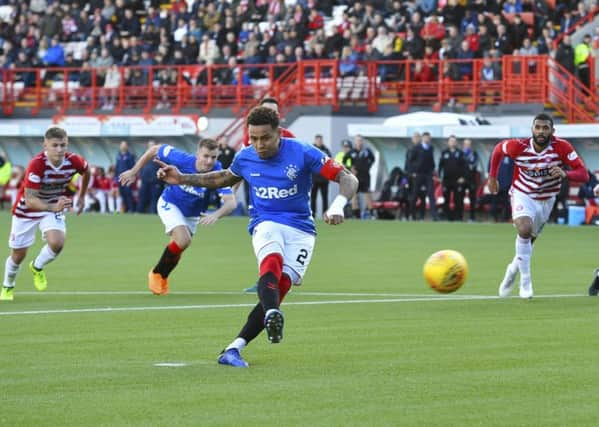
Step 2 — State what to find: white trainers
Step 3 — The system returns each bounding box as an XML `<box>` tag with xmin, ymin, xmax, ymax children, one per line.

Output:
<box><xmin>519</xmin><ymin>278</ymin><xmax>533</xmax><ymax>299</ymax></box>
<box><xmin>499</xmin><ymin>264</ymin><xmax>518</xmax><ymax>297</ymax></box>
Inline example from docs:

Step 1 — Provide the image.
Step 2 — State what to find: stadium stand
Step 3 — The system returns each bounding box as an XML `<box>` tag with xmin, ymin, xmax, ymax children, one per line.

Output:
<box><xmin>0</xmin><ymin>0</ymin><xmax>595</xmax><ymax>121</ymax></box>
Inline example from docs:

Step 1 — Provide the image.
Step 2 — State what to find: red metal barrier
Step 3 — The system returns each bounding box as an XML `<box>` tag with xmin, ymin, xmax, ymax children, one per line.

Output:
<box><xmin>1</xmin><ymin>57</ymin><xmax>596</xmax><ymax>122</ymax></box>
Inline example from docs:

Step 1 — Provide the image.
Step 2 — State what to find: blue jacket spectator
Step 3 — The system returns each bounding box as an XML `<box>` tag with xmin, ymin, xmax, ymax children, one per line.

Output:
<box><xmin>43</xmin><ymin>37</ymin><xmax>65</xmax><ymax>66</ymax></box>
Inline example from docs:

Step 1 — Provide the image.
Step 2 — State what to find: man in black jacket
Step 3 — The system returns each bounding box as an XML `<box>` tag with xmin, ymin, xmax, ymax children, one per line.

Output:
<box><xmin>409</xmin><ymin>132</ymin><xmax>439</xmax><ymax>221</ymax></box>
<box><xmin>438</xmin><ymin>135</ymin><xmax>467</xmax><ymax>221</ymax></box>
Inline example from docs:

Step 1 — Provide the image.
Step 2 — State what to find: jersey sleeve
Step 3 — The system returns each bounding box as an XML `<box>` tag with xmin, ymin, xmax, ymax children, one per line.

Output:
<box><xmin>23</xmin><ymin>158</ymin><xmax>45</xmax><ymax>190</ymax></box>
<box><xmin>70</xmin><ymin>153</ymin><xmax>89</xmax><ymax>174</ymax></box>
<box><xmin>229</xmin><ymin>150</ymin><xmax>245</xmax><ymax>178</ymax></box>
<box><xmin>303</xmin><ymin>143</ymin><xmax>329</xmax><ymax>175</ymax></box>
<box><xmin>558</xmin><ymin>140</ymin><xmax>589</xmax><ymax>182</ymax></box>
<box><xmin>157</xmin><ymin>144</ymin><xmax>192</xmax><ymax>166</ymax></box>
<box><xmin>489</xmin><ymin>139</ymin><xmax>519</xmax><ymax>178</ymax></box>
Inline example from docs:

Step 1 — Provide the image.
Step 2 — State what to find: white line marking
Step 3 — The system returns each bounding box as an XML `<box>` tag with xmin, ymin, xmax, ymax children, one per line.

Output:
<box><xmin>15</xmin><ymin>291</ymin><xmax>439</xmax><ymax>297</ymax></box>
<box><xmin>0</xmin><ymin>294</ymin><xmax>586</xmax><ymax>316</ymax></box>
<box><xmin>154</xmin><ymin>362</ymin><xmax>188</xmax><ymax>367</ymax></box>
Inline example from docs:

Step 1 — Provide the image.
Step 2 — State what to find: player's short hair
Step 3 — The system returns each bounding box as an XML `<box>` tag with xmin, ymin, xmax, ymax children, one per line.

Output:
<box><xmin>533</xmin><ymin>113</ymin><xmax>554</xmax><ymax>127</ymax></box>
<box><xmin>247</xmin><ymin>106</ymin><xmax>279</xmax><ymax>130</ymax></box>
<box><xmin>260</xmin><ymin>97</ymin><xmax>279</xmax><ymax>107</ymax></box>
<box><xmin>198</xmin><ymin>138</ymin><xmax>218</xmax><ymax>151</ymax></box>
<box><xmin>45</xmin><ymin>126</ymin><xmax>67</xmax><ymax>140</ymax></box>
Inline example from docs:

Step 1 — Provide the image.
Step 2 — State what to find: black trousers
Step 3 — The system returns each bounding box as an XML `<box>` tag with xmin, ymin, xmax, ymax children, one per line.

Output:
<box><xmin>311</xmin><ymin>181</ymin><xmax>329</xmax><ymax>216</ymax></box>
<box><xmin>442</xmin><ymin>181</ymin><xmax>465</xmax><ymax>221</ymax></box>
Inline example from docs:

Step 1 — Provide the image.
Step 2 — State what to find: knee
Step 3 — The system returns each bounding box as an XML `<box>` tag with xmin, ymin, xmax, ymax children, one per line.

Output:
<box><xmin>48</xmin><ymin>243</ymin><xmax>64</xmax><ymax>254</ymax></box>
<box><xmin>517</xmin><ymin>225</ymin><xmax>533</xmax><ymax>239</ymax></box>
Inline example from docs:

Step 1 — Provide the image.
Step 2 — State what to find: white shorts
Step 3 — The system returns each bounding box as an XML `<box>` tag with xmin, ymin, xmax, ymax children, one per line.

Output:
<box><xmin>157</xmin><ymin>196</ymin><xmax>200</xmax><ymax>235</ymax></box>
<box><xmin>9</xmin><ymin>212</ymin><xmax>66</xmax><ymax>249</ymax></box>
<box><xmin>252</xmin><ymin>221</ymin><xmax>316</xmax><ymax>285</ymax></box>
<box><xmin>511</xmin><ymin>189</ymin><xmax>555</xmax><ymax>237</ymax></box>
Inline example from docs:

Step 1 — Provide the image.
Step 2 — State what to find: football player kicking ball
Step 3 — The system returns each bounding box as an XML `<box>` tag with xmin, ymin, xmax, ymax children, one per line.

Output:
<box><xmin>588</xmin><ymin>183</ymin><xmax>599</xmax><ymax>296</ymax></box>
<box><xmin>119</xmin><ymin>138</ymin><xmax>236</xmax><ymax>295</ymax></box>
<box><xmin>1</xmin><ymin>126</ymin><xmax>90</xmax><ymax>301</ymax></box>
<box><xmin>488</xmin><ymin>113</ymin><xmax>588</xmax><ymax>299</ymax></box>
<box><xmin>156</xmin><ymin>106</ymin><xmax>358</xmax><ymax>367</ymax></box>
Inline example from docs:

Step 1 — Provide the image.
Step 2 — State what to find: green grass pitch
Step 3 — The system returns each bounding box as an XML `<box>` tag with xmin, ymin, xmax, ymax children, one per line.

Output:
<box><xmin>1</xmin><ymin>212</ymin><xmax>598</xmax><ymax>426</ymax></box>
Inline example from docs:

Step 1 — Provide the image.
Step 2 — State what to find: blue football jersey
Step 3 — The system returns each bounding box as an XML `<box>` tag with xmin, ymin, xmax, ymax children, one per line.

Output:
<box><xmin>230</xmin><ymin>137</ymin><xmax>329</xmax><ymax>234</ymax></box>
<box><xmin>157</xmin><ymin>145</ymin><xmax>232</xmax><ymax>217</ymax></box>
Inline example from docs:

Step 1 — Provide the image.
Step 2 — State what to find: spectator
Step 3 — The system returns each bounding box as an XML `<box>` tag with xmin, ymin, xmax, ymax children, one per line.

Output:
<box><xmin>494</xmin><ymin>24</ymin><xmax>512</xmax><ymax>55</ymax></box>
<box><xmin>578</xmin><ymin>170</ymin><xmax>599</xmax><ymax>205</ymax></box>
<box><xmin>409</xmin><ymin>131</ymin><xmax>439</xmax><ymax>221</ymax></box>
<box><xmin>456</xmin><ymin>40</ymin><xmax>474</xmax><ymax>79</ymax></box>
<box><xmin>519</xmin><ymin>37</ymin><xmax>539</xmax><ymax>72</ymax></box>
<box><xmin>441</xmin><ymin>0</ymin><xmax>465</xmax><ymax>29</ymax></box>
<box><xmin>339</xmin><ymin>45</ymin><xmax>359</xmax><ymax>77</ymax></box>
<box><xmin>114</xmin><ymin>141</ymin><xmax>136</xmax><ymax>213</ymax></box>
<box><xmin>503</xmin><ymin>0</ymin><xmax>523</xmax><ymax>13</ymax></box>
<box><xmin>136</xmin><ymin>141</ymin><xmax>163</xmax><ymax>214</ymax></box>
<box><xmin>42</xmin><ymin>36</ymin><xmax>65</xmax><ymax>67</ymax></box>
<box><xmin>509</xmin><ymin>14</ymin><xmax>528</xmax><ymax>50</ymax></box>
<box><xmin>217</xmin><ymin>137</ymin><xmax>235</xmax><ymax>170</ymax></box>
<box><xmin>560</xmin><ymin>10</ymin><xmax>578</xmax><ymax>34</ymax></box>
<box><xmin>349</xmin><ymin>134</ymin><xmax>376</xmax><ymax>219</ymax></box>
<box><xmin>311</xmin><ymin>134</ymin><xmax>333</xmax><ymax>218</ymax></box>
<box><xmin>574</xmin><ymin>34</ymin><xmax>593</xmax><ymax>92</ymax></box>
<box><xmin>420</xmin><ymin>13</ymin><xmax>446</xmax><ymax>47</ymax></box>
<box><xmin>555</xmin><ymin>35</ymin><xmax>575</xmax><ymax>75</ymax></box>
<box><xmin>438</xmin><ymin>135</ymin><xmax>467</xmax><ymax>221</ymax></box>
<box><xmin>462</xmin><ymin>138</ymin><xmax>481</xmax><ymax>221</ymax></box>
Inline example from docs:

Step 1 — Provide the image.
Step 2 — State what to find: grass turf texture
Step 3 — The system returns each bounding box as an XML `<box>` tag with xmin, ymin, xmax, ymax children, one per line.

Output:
<box><xmin>1</xmin><ymin>212</ymin><xmax>598</xmax><ymax>426</ymax></box>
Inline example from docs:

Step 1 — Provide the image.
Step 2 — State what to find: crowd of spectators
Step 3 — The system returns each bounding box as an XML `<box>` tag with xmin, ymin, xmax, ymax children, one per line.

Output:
<box><xmin>0</xmin><ymin>0</ymin><xmax>596</xmax><ymax>95</ymax></box>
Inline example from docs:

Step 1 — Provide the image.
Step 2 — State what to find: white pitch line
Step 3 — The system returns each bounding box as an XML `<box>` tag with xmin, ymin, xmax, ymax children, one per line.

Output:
<box><xmin>0</xmin><ymin>293</ymin><xmax>586</xmax><ymax>316</ymax></box>
<box><xmin>16</xmin><ymin>290</ymin><xmax>463</xmax><ymax>297</ymax></box>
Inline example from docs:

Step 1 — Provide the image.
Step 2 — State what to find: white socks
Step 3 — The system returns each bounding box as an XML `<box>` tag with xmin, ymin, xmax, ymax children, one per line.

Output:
<box><xmin>226</xmin><ymin>338</ymin><xmax>247</xmax><ymax>352</ymax></box>
<box><xmin>3</xmin><ymin>256</ymin><xmax>20</xmax><ymax>288</ymax></box>
<box><xmin>515</xmin><ymin>235</ymin><xmax>532</xmax><ymax>282</ymax></box>
<box><xmin>33</xmin><ymin>245</ymin><xmax>57</xmax><ymax>270</ymax></box>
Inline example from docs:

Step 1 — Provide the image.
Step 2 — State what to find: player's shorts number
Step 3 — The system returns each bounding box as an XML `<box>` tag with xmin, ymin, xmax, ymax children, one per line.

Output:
<box><xmin>296</xmin><ymin>248</ymin><xmax>309</xmax><ymax>266</ymax></box>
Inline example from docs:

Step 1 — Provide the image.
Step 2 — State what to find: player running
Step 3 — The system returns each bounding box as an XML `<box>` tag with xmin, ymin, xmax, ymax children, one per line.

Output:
<box><xmin>488</xmin><ymin>113</ymin><xmax>588</xmax><ymax>299</ymax></box>
<box><xmin>155</xmin><ymin>106</ymin><xmax>358</xmax><ymax>367</ymax></box>
<box><xmin>1</xmin><ymin>126</ymin><xmax>90</xmax><ymax>301</ymax></box>
<box><xmin>119</xmin><ymin>138</ymin><xmax>236</xmax><ymax>295</ymax></box>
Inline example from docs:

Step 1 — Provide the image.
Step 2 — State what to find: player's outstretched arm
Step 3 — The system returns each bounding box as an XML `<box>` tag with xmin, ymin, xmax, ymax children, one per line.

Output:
<box><xmin>76</xmin><ymin>168</ymin><xmax>91</xmax><ymax>215</ymax></box>
<box><xmin>155</xmin><ymin>159</ymin><xmax>242</xmax><ymax>188</ymax></box>
<box><xmin>324</xmin><ymin>168</ymin><xmax>358</xmax><ymax>225</ymax></box>
<box><xmin>119</xmin><ymin>144</ymin><xmax>160</xmax><ymax>186</ymax></box>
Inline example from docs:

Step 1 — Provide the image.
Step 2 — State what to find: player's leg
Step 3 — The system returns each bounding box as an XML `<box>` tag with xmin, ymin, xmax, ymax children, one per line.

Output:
<box><xmin>3</xmin><ymin>216</ymin><xmax>38</xmax><ymax>299</ymax></box>
<box><xmin>499</xmin><ymin>192</ymin><xmax>529</xmax><ymax>297</ymax></box>
<box><xmin>150</xmin><ymin>197</ymin><xmax>196</xmax><ymax>295</ymax></box>
<box><xmin>28</xmin><ymin>214</ymin><xmax>67</xmax><ymax>292</ymax></box>
<box><xmin>588</xmin><ymin>268</ymin><xmax>599</xmax><ymax>296</ymax></box>
<box><xmin>219</xmin><ymin>225</ymin><xmax>312</xmax><ymax>366</ymax></box>
<box><xmin>442</xmin><ymin>183</ymin><xmax>451</xmax><ymax>221</ymax></box>
<box><xmin>501</xmin><ymin>191</ymin><xmax>538</xmax><ymax>298</ymax></box>
<box><xmin>225</xmin><ymin>274</ymin><xmax>293</xmax><ymax>356</ymax></box>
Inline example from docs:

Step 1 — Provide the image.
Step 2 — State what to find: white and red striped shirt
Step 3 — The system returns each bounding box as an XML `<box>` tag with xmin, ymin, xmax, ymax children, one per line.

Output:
<box><xmin>12</xmin><ymin>151</ymin><xmax>88</xmax><ymax>218</ymax></box>
<box><xmin>489</xmin><ymin>137</ymin><xmax>588</xmax><ymax>200</ymax></box>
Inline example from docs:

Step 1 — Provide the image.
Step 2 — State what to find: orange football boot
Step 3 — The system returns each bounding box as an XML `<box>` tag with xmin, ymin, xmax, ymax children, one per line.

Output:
<box><xmin>148</xmin><ymin>270</ymin><xmax>169</xmax><ymax>295</ymax></box>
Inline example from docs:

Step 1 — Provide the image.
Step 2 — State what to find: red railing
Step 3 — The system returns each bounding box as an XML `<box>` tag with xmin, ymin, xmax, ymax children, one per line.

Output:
<box><xmin>1</xmin><ymin>57</ymin><xmax>596</xmax><ymax>123</ymax></box>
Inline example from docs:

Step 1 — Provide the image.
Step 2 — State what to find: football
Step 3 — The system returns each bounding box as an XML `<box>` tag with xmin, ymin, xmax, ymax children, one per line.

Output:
<box><xmin>423</xmin><ymin>250</ymin><xmax>469</xmax><ymax>293</ymax></box>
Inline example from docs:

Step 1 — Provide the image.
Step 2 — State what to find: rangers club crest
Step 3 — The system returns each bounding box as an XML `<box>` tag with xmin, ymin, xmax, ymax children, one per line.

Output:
<box><xmin>285</xmin><ymin>164</ymin><xmax>299</xmax><ymax>181</ymax></box>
